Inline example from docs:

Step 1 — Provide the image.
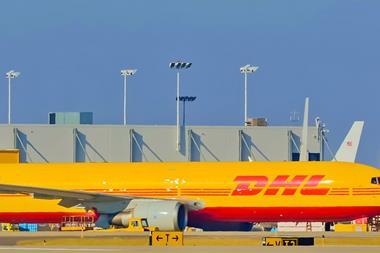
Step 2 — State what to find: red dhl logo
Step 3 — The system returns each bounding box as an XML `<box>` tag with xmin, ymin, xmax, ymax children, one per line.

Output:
<box><xmin>232</xmin><ymin>175</ymin><xmax>329</xmax><ymax>196</ymax></box>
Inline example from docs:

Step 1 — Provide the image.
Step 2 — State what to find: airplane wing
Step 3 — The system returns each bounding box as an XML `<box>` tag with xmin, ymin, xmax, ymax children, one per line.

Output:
<box><xmin>0</xmin><ymin>183</ymin><xmax>125</xmax><ymax>202</ymax></box>
<box><xmin>0</xmin><ymin>183</ymin><xmax>204</xmax><ymax>212</ymax></box>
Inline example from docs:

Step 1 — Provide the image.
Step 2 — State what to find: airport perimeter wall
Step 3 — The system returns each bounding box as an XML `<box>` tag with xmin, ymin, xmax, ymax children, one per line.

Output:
<box><xmin>0</xmin><ymin>125</ymin><xmax>322</xmax><ymax>163</ymax></box>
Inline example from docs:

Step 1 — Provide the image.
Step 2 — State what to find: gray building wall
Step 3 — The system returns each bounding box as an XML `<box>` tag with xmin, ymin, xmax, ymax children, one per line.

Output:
<box><xmin>0</xmin><ymin>124</ymin><xmax>322</xmax><ymax>163</ymax></box>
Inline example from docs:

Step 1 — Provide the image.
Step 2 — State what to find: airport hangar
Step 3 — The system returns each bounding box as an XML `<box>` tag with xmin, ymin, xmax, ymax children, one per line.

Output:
<box><xmin>0</xmin><ymin>117</ymin><xmax>323</xmax><ymax>163</ymax></box>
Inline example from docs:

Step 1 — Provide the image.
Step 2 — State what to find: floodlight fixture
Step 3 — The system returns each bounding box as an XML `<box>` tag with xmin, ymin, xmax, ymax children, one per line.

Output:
<box><xmin>240</xmin><ymin>64</ymin><xmax>259</xmax><ymax>74</ymax></box>
<box><xmin>176</xmin><ymin>96</ymin><xmax>197</xmax><ymax>102</ymax></box>
<box><xmin>121</xmin><ymin>69</ymin><xmax>137</xmax><ymax>76</ymax></box>
<box><xmin>6</xmin><ymin>70</ymin><xmax>20</xmax><ymax>79</ymax></box>
<box><xmin>169</xmin><ymin>61</ymin><xmax>192</xmax><ymax>69</ymax></box>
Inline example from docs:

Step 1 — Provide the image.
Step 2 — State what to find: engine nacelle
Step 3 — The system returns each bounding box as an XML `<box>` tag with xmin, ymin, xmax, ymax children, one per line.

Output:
<box><xmin>111</xmin><ymin>199</ymin><xmax>187</xmax><ymax>231</ymax></box>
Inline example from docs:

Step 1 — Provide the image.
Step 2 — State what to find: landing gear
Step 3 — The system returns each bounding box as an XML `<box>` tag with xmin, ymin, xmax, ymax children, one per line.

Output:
<box><xmin>324</xmin><ymin>222</ymin><xmax>333</xmax><ymax>231</ymax></box>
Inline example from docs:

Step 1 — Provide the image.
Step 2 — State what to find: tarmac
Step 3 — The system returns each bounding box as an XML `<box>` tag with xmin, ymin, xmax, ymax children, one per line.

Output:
<box><xmin>0</xmin><ymin>246</ymin><xmax>380</xmax><ymax>253</ymax></box>
<box><xmin>1</xmin><ymin>231</ymin><xmax>380</xmax><ymax>252</ymax></box>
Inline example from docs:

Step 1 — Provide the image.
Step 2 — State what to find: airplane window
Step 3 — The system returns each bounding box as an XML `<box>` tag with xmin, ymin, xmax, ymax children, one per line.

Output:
<box><xmin>371</xmin><ymin>177</ymin><xmax>380</xmax><ymax>184</ymax></box>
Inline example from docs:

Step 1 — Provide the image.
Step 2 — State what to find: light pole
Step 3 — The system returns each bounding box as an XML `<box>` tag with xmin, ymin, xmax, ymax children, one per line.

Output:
<box><xmin>120</xmin><ymin>69</ymin><xmax>137</xmax><ymax>126</ymax></box>
<box><xmin>169</xmin><ymin>61</ymin><xmax>192</xmax><ymax>151</ymax></box>
<box><xmin>240</xmin><ymin>64</ymin><xmax>259</xmax><ymax>125</ymax></box>
<box><xmin>6</xmin><ymin>70</ymin><xmax>20</xmax><ymax>125</ymax></box>
<box><xmin>176</xmin><ymin>96</ymin><xmax>197</xmax><ymax>126</ymax></box>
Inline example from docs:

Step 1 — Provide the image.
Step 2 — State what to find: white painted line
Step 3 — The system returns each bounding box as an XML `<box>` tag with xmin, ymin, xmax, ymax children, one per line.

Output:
<box><xmin>0</xmin><ymin>247</ymin><xmax>122</xmax><ymax>251</ymax></box>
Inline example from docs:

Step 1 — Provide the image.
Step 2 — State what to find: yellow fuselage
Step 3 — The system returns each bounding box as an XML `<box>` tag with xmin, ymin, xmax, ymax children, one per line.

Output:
<box><xmin>0</xmin><ymin>161</ymin><xmax>379</xmax><ymax>224</ymax></box>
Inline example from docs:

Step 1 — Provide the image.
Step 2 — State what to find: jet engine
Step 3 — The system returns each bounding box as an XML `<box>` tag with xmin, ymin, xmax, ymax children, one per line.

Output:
<box><xmin>111</xmin><ymin>199</ymin><xmax>187</xmax><ymax>231</ymax></box>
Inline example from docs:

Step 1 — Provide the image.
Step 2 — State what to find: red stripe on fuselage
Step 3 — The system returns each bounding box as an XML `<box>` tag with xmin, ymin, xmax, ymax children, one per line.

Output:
<box><xmin>2</xmin><ymin>206</ymin><xmax>380</xmax><ymax>224</ymax></box>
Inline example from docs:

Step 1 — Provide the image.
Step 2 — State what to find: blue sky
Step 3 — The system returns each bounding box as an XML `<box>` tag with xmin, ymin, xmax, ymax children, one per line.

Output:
<box><xmin>0</xmin><ymin>1</ymin><xmax>379</xmax><ymax>166</ymax></box>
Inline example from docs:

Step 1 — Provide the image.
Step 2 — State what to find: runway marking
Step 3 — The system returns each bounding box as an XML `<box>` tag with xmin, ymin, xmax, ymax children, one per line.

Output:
<box><xmin>0</xmin><ymin>247</ymin><xmax>122</xmax><ymax>251</ymax></box>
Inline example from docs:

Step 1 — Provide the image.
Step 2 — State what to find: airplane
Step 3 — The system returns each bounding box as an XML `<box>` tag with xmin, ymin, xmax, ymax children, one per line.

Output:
<box><xmin>0</xmin><ymin>159</ymin><xmax>379</xmax><ymax>231</ymax></box>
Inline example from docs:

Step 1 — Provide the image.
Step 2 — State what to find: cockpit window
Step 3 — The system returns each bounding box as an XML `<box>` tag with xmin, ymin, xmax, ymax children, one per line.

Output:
<box><xmin>371</xmin><ymin>177</ymin><xmax>380</xmax><ymax>184</ymax></box>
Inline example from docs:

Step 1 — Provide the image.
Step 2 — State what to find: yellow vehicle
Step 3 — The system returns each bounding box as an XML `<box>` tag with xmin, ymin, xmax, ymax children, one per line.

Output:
<box><xmin>125</xmin><ymin>218</ymin><xmax>158</xmax><ymax>232</ymax></box>
<box><xmin>1</xmin><ymin>223</ymin><xmax>18</xmax><ymax>231</ymax></box>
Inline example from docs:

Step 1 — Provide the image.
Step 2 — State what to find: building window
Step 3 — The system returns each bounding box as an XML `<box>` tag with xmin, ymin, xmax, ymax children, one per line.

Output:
<box><xmin>292</xmin><ymin>153</ymin><xmax>320</xmax><ymax>161</ymax></box>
